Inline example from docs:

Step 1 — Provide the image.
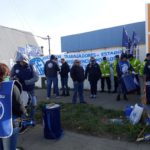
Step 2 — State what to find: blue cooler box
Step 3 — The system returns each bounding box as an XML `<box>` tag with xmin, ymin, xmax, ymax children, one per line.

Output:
<box><xmin>43</xmin><ymin>104</ymin><xmax>62</xmax><ymax>139</ymax></box>
<box><xmin>121</xmin><ymin>74</ymin><xmax>138</xmax><ymax>93</ymax></box>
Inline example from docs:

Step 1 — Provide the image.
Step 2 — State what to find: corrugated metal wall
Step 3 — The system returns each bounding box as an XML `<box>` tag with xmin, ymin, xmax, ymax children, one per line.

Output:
<box><xmin>61</xmin><ymin>21</ymin><xmax>145</xmax><ymax>52</ymax></box>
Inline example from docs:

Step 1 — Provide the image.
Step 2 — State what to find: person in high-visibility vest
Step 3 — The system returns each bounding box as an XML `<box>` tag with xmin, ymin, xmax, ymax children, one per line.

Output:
<box><xmin>128</xmin><ymin>54</ymin><xmax>141</xmax><ymax>94</ymax></box>
<box><xmin>112</xmin><ymin>55</ymin><xmax>119</xmax><ymax>93</ymax></box>
<box><xmin>139</xmin><ymin>59</ymin><xmax>147</xmax><ymax>76</ymax></box>
<box><xmin>99</xmin><ymin>57</ymin><xmax>111</xmax><ymax>93</ymax></box>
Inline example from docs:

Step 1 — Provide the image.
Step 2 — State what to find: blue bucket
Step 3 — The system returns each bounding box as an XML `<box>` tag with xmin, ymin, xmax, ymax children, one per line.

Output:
<box><xmin>125</xmin><ymin>106</ymin><xmax>133</xmax><ymax>118</ymax></box>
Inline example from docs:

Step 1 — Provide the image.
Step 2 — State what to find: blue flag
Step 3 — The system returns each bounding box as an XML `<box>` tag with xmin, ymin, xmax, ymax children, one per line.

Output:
<box><xmin>130</xmin><ymin>31</ymin><xmax>140</xmax><ymax>54</ymax></box>
<box><xmin>0</xmin><ymin>81</ymin><xmax>14</xmax><ymax>138</ymax></box>
<box><xmin>122</xmin><ymin>27</ymin><xmax>130</xmax><ymax>49</ymax></box>
<box><xmin>132</xmin><ymin>31</ymin><xmax>140</xmax><ymax>47</ymax></box>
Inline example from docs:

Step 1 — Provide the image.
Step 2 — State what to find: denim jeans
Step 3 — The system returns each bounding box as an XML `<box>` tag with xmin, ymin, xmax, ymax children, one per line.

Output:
<box><xmin>61</xmin><ymin>77</ymin><xmax>69</xmax><ymax>95</ymax></box>
<box><xmin>1</xmin><ymin>127</ymin><xmax>19</xmax><ymax>150</ymax></box>
<box><xmin>47</xmin><ymin>77</ymin><xmax>59</xmax><ymax>97</ymax></box>
<box><xmin>72</xmin><ymin>82</ymin><xmax>84</xmax><ymax>103</ymax></box>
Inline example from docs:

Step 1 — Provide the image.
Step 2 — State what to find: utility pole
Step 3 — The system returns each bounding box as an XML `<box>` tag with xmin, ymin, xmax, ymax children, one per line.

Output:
<box><xmin>47</xmin><ymin>35</ymin><xmax>51</xmax><ymax>55</ymax></box>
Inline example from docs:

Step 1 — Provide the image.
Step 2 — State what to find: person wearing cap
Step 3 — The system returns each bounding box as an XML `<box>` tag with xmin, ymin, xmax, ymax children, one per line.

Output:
<box><xmin>44</xmin><ymin>55</ymin><xmax>60</xmax><ymax>99</ymax></box>
<box><xmin>128</xmin><ymin>54</ymin><xmax>141</xmax><ymax>94</ymax></box>
<box><xmin>0</xmin><ymin>63</ymin><xmax>26</xmax><ymax>150</ymax></box>
<box><xmin>116</xmin><ymin>53</ymin><xmax>134</xmax><ymax>101</ymax></box>
<box><xmin>11</xmin><ymin>52</ymin><xmax>39</xmax><ymax>122</ymax></box>
<box><xmin>144</xmin><ymin>53</ymin><xmax>150</xmax><ymax>104</ymax></box>
<box><xmin>99</xmin><ymin>57</ymin><xmax>111</xmax><ymax>93</ymax></box>
<box><xmin>60</xmin><ymin>58</ymin><xmax>70</xmax><ymax>96</ymax></box>
<box><xmin>112</xmin><ymin>55</ymin><xmax>120</xmax><ymax>93</ymax></box>
<box><xmin>85</xmin><ymin>57</ymin><xmax>101</xmax><ymax>98</ymax></box>
<box><xmin>70</xmin><ymin>59</ymin><xmax>86</xmax><ymax>104</ymax></box>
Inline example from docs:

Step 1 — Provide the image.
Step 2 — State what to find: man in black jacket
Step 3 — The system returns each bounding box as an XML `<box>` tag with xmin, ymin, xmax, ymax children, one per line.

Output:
<box><xmin>85</xmin><ymin>57</ymin><xmax>101</xmax><ymax>98</ymax></box>
<box><xmin>70</xmin><ymin>59</ymin><xmax>86</xmax><ymax>104</ymax></box>
<box><xmin>44</xmin><ymin>55</ymin><xmax>60</xmax><ymax>99</ymax></box>
<box><xmin>60</xmin><ymin>58</ymin><xmax>70</xmax><ymax>96</ymax></box>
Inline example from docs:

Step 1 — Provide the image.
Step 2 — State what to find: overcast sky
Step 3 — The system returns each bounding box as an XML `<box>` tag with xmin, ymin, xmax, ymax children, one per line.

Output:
<box><xmin>0</xmin><ymin>0</ymin><xmax>149</xmax><ymax>54</ymax></box>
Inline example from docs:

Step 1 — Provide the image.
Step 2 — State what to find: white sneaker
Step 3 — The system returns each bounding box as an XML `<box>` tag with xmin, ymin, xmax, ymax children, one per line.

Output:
<box><xmin>46</xmin><ymin>97</ymin><xmax>50</xmax><ymax>100</ymax></box>
<box><xmin>90</xmin><ymin>95</ymin><xmax>93</xmax><ymax>98</ymax></box>
<box><xmin>93</xmin><ymin>95</ymin><xmax>96</xmax><ymax>98</ymax></box>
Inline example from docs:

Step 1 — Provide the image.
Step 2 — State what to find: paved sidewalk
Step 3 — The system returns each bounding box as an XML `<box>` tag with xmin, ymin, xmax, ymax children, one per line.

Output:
<box><xmin>18</xmin><ymin>125</ymin><xmax>149</xmax><ymax>150</ymax></box>
<box><xmin>35</xmin><ymin>89</ymin><xmax>141</xmax><ymax>110</ymax></box>
<box><xmin>17</xmin><ymin>89</ymin><xmax>149</xmax><ymax>150</ymax></box>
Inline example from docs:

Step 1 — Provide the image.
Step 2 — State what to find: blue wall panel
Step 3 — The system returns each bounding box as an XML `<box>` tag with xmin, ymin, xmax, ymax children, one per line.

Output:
<box><xmin>61</xmin><ymin>21</ymin><xmax>145</xmax><ymax>52</ymax></box>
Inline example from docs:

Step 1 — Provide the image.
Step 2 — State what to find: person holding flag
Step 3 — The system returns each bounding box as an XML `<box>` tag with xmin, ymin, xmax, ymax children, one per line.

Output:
<box><xmin>128</xmin><ymin>54</ymin><xmax>141</xmax><ymax>94</ymax></box>
<box><xmin>0</xmin><ymin>63</ymin><xmax>26</xmax><ymax>150</ymax></box>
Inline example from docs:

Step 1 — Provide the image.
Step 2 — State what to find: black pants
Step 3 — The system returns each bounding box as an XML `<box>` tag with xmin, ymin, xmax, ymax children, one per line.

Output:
<box><xmin>101</xmin><ymin>77</ymin><xmax>111</xmax><ymax>91</ymax></box>
<box><xmin>89</xmin><ymin>80</ymin><xmax>98</xmax><ymax>95</ymax></box>
<box><xmin>114</xmin><ymin>76</ymin><xmax>118</xmax><ymax>92</ymax></box>
<box><xmin>61</xmin><ymin>77</ymin><xmax>69</xmax><ymax>95</ymax></box>
<box><xmin>135</xmin><ymin>74</ymin><xmax>141</xmax><ymax>94</ymax></box>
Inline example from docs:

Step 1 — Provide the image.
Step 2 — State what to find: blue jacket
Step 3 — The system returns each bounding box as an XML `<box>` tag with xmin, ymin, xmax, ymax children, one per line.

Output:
<box><xmin>11</xmin><ymin>63</ymin><xmax>39</xmax><ymax>91</ymax></box>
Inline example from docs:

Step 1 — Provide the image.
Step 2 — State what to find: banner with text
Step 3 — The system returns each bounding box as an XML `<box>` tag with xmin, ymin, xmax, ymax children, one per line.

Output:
<box><xmin>30</xmin><ymin>49</ymin><xmax>122</xmax><ymax>76</ymax></box>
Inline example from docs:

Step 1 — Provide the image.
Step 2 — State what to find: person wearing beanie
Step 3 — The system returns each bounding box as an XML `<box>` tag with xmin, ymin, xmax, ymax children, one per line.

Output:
<box><xmin>44</xmin><ymin>54</ymin><xmax>60</xmax><ymax>99</ymax></box>
<box><xmin>99</xmin><ymin>57</ymin><xmax>111</xmax><ymax>93</ymax></box>
<box><xmin>85</xmin><ymin>57</ymin><xmax>101</xmax><ymax>98</ymax></box>
<box><xmin>11</xmin><ymin>52</ymin><xmax>39</xmax><ymax>122</ymax></box>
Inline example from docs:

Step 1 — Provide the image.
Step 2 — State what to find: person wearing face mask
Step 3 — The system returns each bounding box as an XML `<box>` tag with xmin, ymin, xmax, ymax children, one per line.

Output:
<box><xmin>0</xmin><ymin>63</ymin><xmax>26</xmax><ymax>150</ymax></box>
<box><xmin>85</xmin><ymin>57</ymin><xmax>101</xmax><ymax>98</ymax></box>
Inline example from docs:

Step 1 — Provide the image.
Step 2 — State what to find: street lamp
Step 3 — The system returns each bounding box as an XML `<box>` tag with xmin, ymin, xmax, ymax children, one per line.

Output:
<box><xmin>47</xmin><ymin>35</ymin><xmax>51</xmax><ymax>55</ymax></box>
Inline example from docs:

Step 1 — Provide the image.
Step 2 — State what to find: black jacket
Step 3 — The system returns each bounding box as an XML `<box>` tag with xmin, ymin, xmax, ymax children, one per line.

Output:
<box><xmin>85</xmin><ymin>63</ymin><xmax>101</xmax><ymax>81</ymax></box>
<box><xmin>60</xmin><ymin>62</ymin><xmax>70</xmax><ymax>78</ymax></box>
<box><xmin>44</xmin><ymin>60</ymin><xmax>60</xmax><ymax>77</ymax></box>
<box><xmin>144</xmin><ymin>60</ymin><xmax>150</xmax><ymax>81</ymax></box>
<box><xmin>70</xmin><ymin>65</ymin><xmax>85</xmax><ymax>82</ymax></box>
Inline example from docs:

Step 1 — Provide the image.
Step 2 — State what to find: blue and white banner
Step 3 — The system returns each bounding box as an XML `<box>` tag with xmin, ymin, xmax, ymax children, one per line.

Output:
<box><xmin>0</xmin><ymin>81</ymin><xmax>14</xmax><ymax>138</ymax></box>
<box><xmin>30</xmin><ymin>49</ymin><xmax>122</xmax><ymax>76</ymax></box>
<box><xmin>18</xmin><ymin>44</ymin><xmax>42</xmax><ymax>59</ymax></box>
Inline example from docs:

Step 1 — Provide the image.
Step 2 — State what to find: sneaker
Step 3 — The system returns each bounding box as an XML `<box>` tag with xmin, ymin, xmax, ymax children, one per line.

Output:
<box><xmin>100</xmin><ymin>90</ymin><xmax>104</xmax><ymax>93</ymax></box>
<box><xmin>55</xmin><ymin>96</ymin><xmax>60</xmax><ymax>99</ymax></box>
<box><xmin>80</xmin><ymin>101</ymin><xmax>87</xmax><ymax>104</ymax></box>
<box><xmin>93</xmin><ymin>95</ymin><xmax>96</xmax><ymax>98</ymax></box>
<box><xmin>123</xmin><ymin>94</ymin><xmax>128</xmax><ymax>101</ymax></box>
<box><xmin>46</xmin><ymin>97</ymin><xmax>50</xmax><ymax>100</ymax></box>
<box><xmin>19</xmin><ymin>126</ymin><xmax>29</xmax><ymax>134</ymax></box>
<box><xmin>90</xmin><ymin>95</ymin><xmax>93</xmax><ymax>98</ymax></box>
<box><xmin>16</xmin><ymin>147</ymin><xmax>24</xmax><ymax>150</ymax></box>
<box><xmin>116</xmin><ymin>95</ymin><xmax>120</xmax><ymax>101</ymax></box>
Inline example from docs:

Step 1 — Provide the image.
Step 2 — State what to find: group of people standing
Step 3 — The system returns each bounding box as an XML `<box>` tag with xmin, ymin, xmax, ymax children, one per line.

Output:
<box><xmin>44</xmin><ymin>52</ymin><xmax>150</xmax><ymax>104</ymax></box>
